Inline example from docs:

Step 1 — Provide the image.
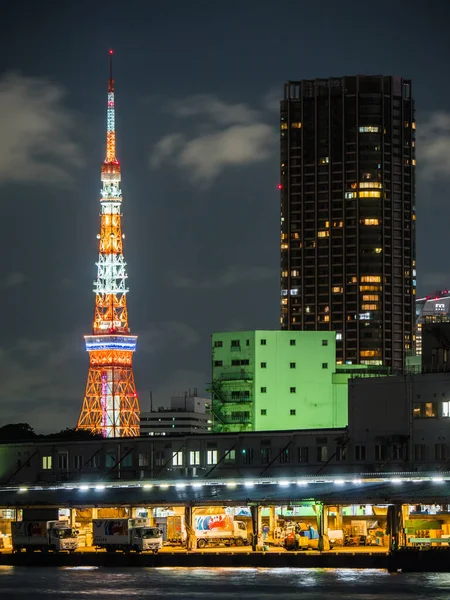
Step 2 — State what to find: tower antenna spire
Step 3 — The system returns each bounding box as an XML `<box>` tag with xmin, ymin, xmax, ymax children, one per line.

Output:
<box><xmin>77</xmin><ymin>52</ymin><xmax>140</xmax><ymax>438</ymax></box>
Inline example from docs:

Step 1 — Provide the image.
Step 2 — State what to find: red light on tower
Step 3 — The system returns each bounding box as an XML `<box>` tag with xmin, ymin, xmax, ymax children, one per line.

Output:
<box><xmin>109</xmin><ymin>49</ymin><xmax>113</xmax><ymax>55</ymax></box>
<box><xmin>278</xmin><ymin>184</ymin><xmax>283</xmax><ymax>190</ymax></box>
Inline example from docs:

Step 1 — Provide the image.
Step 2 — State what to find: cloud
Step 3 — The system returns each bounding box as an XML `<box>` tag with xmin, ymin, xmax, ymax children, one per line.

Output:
<box><xmin>417</xmin><ymin>112</ymin><xmax>450</xmax><ymax>181</ymax></box>
<box><xmin>0</xmin><ymin>72</ymin><xmax>83</xmax><ymax>185</ymax></box>
<box><xmin>4</xmin><ymin>272</ymin><xmax>26</xmax><ymax>287</ymax></box>
<box><xmin>150</xmin><ymin>94</ymin><xmax>276</xmax><ymax>185</ymax></box>
<box><xmin>170</xmin><ymin>264</ymin><xmax>276</xmax><ymax>290</ymax></box>
<box><xmin>0</xmin><ymin>330</ymin><xmax>85</xmax><ymax>434</ymax></box>
<box><xmin>138</xmin><ymin>321</ymin><xmax>201</xmax><ymax>354</ymax></box>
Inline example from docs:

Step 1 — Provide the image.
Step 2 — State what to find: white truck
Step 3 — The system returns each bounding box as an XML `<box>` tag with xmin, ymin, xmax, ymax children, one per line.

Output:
<box><xmin>93</xmin><ymin>518</ymin><xmax>162</xmax><ymax>553</ymax></box>
<box><xmin>195</xmin><ymin>514</ymin><xmax>249</xmax><ymax>549</ymax></box>
<box><xmin>11</xmin><ymin>520</ymin><xmax>78</xmax><ymax>553</ymax></box>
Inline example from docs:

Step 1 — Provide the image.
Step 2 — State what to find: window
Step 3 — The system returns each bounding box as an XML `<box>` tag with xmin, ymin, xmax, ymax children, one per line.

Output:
<box><xmin>290</xmin><ymin>362</ymin><xmax>296</xmax><ymax>369</ymax></box>
<box><xmin>361</xmin><ymin>276</ymin><xmax>381</xmax><ymax>283</ymax></box>
<box><xmin>57</xmin><ymin>454</ymin><xmax>67</xmax><ymax>470</ymax></box>
<box><xmin>260</xmin><ymin>362</ymin><xmax>267</xmax><ymax>368</ymax></box>
<box><xmin>261</xmin><ymin>409</ymin><xmax>267</xmax><ymax>416</ymax></box>
<box><xmin>414</xmin><ymin>444</ymin><xmax>426</xmax><ymax>461</ymax></box>
<box><xmin>298</xmin><ymin>447</ymin><xmax>309</xmax><ymax>463</ymax></box>
<box><xmin>290</xmin><ymin>339</ymin><xmax>296</xmax><ymax>346</ymax></box>
<box><xmin>189</xmin><ymin>450</ymin><xmax>200</xmax><ymax>466</ymax></box>
<box><xmin>280</xmin><ymin>447</ymin><xmax>290</xmax><ymax>463</ymax></box>
<box><xmin>224</xmin><ymin>449</ymin><xmax>236</xmax><ymax>462</ymax></box>
<box><xmin>336</xmin><ymin>446</ymin><xmax>347</xmax><ymax>461</ymax></box>
<box><xmin>260</xmin><ymin>339</ymin><xmax>266</xmax><ymax>345</ymax></box>
<box><xmin>443</xmin><ymin>401</ymin><xmax>450</xmax><ymax>417</ymax></box>
<box><xmin>290</xmin><ymin>409</ymin><xmax>296</xmax><ymax>416</ymax></box>
<box><xmin>413</xmin><ymin>402</ymin><xmax>438</xmax><ymax>418</ymax></box>
<box><xmin>87</xmin><ymin>455</ymin><xmax>99</xmax><ymax>469</ymax></box>
<box><xmin>260</xmin><ymin>387</ymin><xmax>267</xmax><ymax>393</ymax></box>
<box><xmin>260</xmin><ymin>447</ymin><xmax>271</xmax><ymax>464</ymax></box>
<box><xmin>246</xmin><ymin>339</ymin><xmax>250</xmax><ymax>346</ymax></box>
<box><xmin>322</xmin><ymin>339</ymin><xmax>328</xmax><ymax>346</ymax></box>
<box><xmin>214</xmin><ymin>360</ymin><xmax>223</xmax><ymax>367</ymax></box>
<box><xmin>317</xmin><ymin>446</ymin><xmax>328</xmax><ymax>462</ymax></box>
<box><xmin>155</xmin><ymin>451</ymin><xmax>165</xmax><ymax>467</ymax></box>
<box><xmin>375</xmin><ymin>445</ymin><xmax>386</xmax><ymax>461</ymax></box>
<box><xmin>392</xmin><ymin>444</ymin><xmax>403</xmax><ymax>460</ymax></box>
<box><xmin>122</xmin><ymin>453</ymin><xmax>132</xmax><ymax>468</ymax></box>
<box><xmin>138</xmin><ymin>453</ymin><xmax>149</xmax><ymax>467</ymax></box>
<box><xmin>207</xmin><ymin>450</ymin><xmax>218</xmax><ymax>465</ymax></box>
<box><xmin>359</xmin><ymin>126</ymin><xmax>379</xmax><ymax>133</ymax></box>
<box><xmin>290</xmin><ymin>387</ymin><xmax>296</xmax><ymax>393</ymax></box>
<box><xmin>74</xmin><ymin>455</ymin><xmax>83</xmax><ymax>469</ymax></box>
<box><xmin>214</xmin><ymin>340</ymin><xmax>223</xmax><ymax>348</ymax></box>
<box><xmin>42</xmin><ymin>456</ymin><xmax>52</xmax><ymax>470</ymax></box>
<box><xmin>322</xmin><ymin>363</ymin><xmax>328</xmax><ymax>369</ymax></box>
<box><xmin>355</xmin><ymin>445</ymin><xmax>366</xmax><ymax>461</ymax></box>
<box><xmin>242</xmin><ymin>448</ymin><xmax>254</xmax><ymax>464</ymax></box>
<box><xmin>435</xmin><ymin>444</ymin><xmax>447</xmax><ymax>461</ymax></box>
<box><xmin>231</xmin><ymin>339</ymin><xmax>240</xmax><ymax>347</ymax></box>
<box><xmin>362</xmin><ymin>218</ymin><xmax>380</xmax><ymax>226</ymax></box>
<box><xmin>291</xmin><ymin>122</ymin><xmax>302</xmax><ymax>129</ymax></box>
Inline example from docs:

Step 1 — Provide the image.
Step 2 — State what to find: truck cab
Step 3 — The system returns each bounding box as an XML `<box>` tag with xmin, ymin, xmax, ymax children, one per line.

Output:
<box><xmin>133</xmin><ymin>527</ymin><xmax>163</xmax><ymax>553</ymax></box>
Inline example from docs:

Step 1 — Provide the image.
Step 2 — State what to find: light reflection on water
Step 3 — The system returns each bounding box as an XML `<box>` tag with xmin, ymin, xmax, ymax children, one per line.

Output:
<box><xmin>0</xmin><ymin>567</ymin><xmax>450</xmax><ymax>599</ymax></box>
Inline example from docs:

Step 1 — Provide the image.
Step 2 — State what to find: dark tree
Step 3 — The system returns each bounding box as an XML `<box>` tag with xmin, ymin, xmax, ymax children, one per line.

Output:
<box><xmin>0</xmin><ymin>423</ymin><xmax>36</xmax><ymax>441</ymax></box>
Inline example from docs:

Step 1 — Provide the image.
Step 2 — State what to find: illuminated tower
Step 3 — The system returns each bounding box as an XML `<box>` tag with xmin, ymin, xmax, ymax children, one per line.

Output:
<box><xmin>77</xmin><ymin>51</ymin><xmax>140</xmax><ymax>437</ymax></box>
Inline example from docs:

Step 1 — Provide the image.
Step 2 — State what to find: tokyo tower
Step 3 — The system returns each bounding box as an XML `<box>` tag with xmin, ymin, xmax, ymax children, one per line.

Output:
<box><xmin>77</xmin><ymin>51</ymin><xmax>140</xmax><ymax>438</ymax></box>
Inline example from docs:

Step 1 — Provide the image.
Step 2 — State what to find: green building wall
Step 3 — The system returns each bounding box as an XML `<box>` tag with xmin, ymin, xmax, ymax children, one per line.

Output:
<box><xmin>210</xmin><ymin>330</ymin><xmax>361</xmax><ymax>433</ymax></box>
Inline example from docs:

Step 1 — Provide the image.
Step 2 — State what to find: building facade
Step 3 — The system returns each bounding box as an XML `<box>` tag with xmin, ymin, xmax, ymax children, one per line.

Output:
<box><xmin>416</xmin><ymin>289</ymin><xmax>450</xmax><ymax>356</ymax></box>
<box><xmin>140</xmin><ymin>393</ymin><xmax>212</xmax><ymax>436</ymax></box>
<box><xmin>280</xmin><ymin>76</ymin><xmax>416</xmax><ymax>372</ymax></box>
<box><xmin>210</xmin><ymin>330</ymin><xmax>379</xmax><ymax>433</ymax></box>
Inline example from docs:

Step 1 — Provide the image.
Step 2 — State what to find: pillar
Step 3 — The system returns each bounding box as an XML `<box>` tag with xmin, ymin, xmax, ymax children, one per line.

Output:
<box><xmin>387</xmin><ymin>504</ymin><xmax>402</xmax><ymax>551</ymax></box>
<box><xmin>70</xmin><ymin>508</ymin><xmax>77</xmax><ymax>528</ymax></box>
<box><xmin>185</xmin><ymin>505</ymin><xmax>196</xmax><ymax>551</ymax></box>
<box><xmin>250</xmin><ymin>505</ymin><xmax>259</xmax><ymax>551</ymax></box>
<box><xmin>315</xmin><ymin>503</ymin><xmax>325</xmax><ymax>552</ymax></box>
<box><xmin>269</xmin><ymin>506</ymin><xmax>276</xmax><ymax>542</ymax></box>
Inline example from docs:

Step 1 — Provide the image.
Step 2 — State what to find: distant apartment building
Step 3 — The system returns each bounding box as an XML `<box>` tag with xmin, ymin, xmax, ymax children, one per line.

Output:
<box><xmin>280</xmin><ymin>76</ymin><xmax>416</xmax><ymax>371</ymax></box>
<box><xmin>140</xmin><ymin>392</ymin><xmax>212</xmax><ymax>436</ymax></box>
<box><xmin>210</xmin><ymin>330</ymin><xmax>383</xmax><ymax>433</ymax></box>
<box><xmin>416</xmin><ymin>289</ymin><xmax>450</xmax><ymax>355</ymax></box>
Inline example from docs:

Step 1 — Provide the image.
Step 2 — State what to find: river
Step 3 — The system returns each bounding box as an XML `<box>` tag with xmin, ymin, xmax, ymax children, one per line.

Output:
<box><xmin>1</xmin><ymin>566</ymin><xmax>450</xmax><ymax>598</ymax></box>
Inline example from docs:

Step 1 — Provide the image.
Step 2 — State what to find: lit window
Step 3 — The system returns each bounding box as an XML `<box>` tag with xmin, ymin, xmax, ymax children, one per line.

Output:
<box><xmin>373</xmin><ymin>247</ymin><xmax>382</xmax><ymax>254</ymax></box>
<box><xmin>360</xmin><ymin>285</ymin><xmax>382</xmax><ymax>291</ymax></box>
<box><xmin>172</xmin><ymin>451</ymin><xmax>183</xmax><ymax>467</ymax></box>
<box><xmin>291</xmin><ymin>122</ymin><xmax>301</xmax><ymax>129</ymax></box>
<box><xmin>336</xmin><ymin>332</ymin><xmax>342</xmax><ymax>341</ymax></box>
<box><xmin>345</xmin><ymin>192</ymin><xmax>356</xmax><ymax>199</ymax></box>
<box><xmin>281</xmin><ymin>233</ymin><xmax>288</xmax><ymax>240</ymax></box>
<box><xmin>281</xmin><ymin>243</ymin><xmax>289</xmax><ymax>250</ymax></box>
<box><xmin>332</xmin><ymin>286</ymin><xmax>343</xmax><ymax>293</ymax></box>
<box><xmin>414</xmin><ymin>403</ymin><xmax>437</xmax><ymax>418</ymax></box>
<box><xmin>443</xmin><ymin>402</ymin><xmax>450</xmax><ymax>418</ymax></box>
<box><xmin>412</xmin><ymin>159</ymin><xmax>416</xmax><ymax>166</ymax></box>
<box><xmin>362</xmin><ymin>218</ymin><xmax>380</xmax><ymax>226</ymax></box>
<box><xmin>361</xmin><ymin>303</ymin><xmax>378</xmax><ymax>310</ymax></box>
<box><xmin>361</xmin><ymin>276</ymin><xmax>381</xmax><ymax>283</ymax></box>
<box><xmin>362</xmin><ymin>294</ymin><xmax>379</xmax><ymax>301</ymax></box>
<box><xmin>318</xmin><ymin>230</ymin><xmax>329</xmax><ymax>238</ymax></box>
<box><xmin>207</xmin><ymin>450</ymin><xmax>218</xmax><ymax>465</ymax></box>
<box><xmin>281</xmin><ymin>270</ymin><xmax>288</xmax><ymax>277</ymax></box>
<box><xmin>320</xmin><ymin>157</ymin><xmax>329</xmax><ymax>164</ymax></box>
<box><xmin>189</xmin><ymin>451</ymin><xmax>200</xmax><ymax>466</ymax></box>
<box><xmin>323</xmin><ymin>315</ymin><xmax>330</xmax><ymax>322</ymax></box>
<box><xmin>42</xmin><ymin>456</ymin><xmax>52</xmax><ymax>470</ymax></box>
<box><xmin>359</xmin><ymin>191</ymin><xmax>381</xmax><ymax>198</ymax></box>
<box><xmin>359</xmin><ymin>126</ymin><xmax>379</xmax><ymax>133</ymax></box>
<box><xmin>359</xmin><ymin>181</ymin><xmax>383</xmax><ymax>189</ymax></box>
<box><xmin>280</xmin><ymin>122</ymin><xmax>288</xmax><ymax>130</ymax></box>
<box><xmin>404</xmin><ymin>121</ymin><xmax>410</xmax><ymax>128</ymax></box>
<box><xmin>360</xmin><ymin>350</ymin><xmax>380</xmax><ymax>358</ymax></box>
<box><xmin>291</xmin><ymin>270</ymin><xmax>300</xmax><ymax>277</ymax></box>
<box><xmin>412</xmin><ymin>122</ymin><xmax>416</xmax><ymax>130</ymax></box>
<box><xmin>281</xmin><ymin>298</ymin><xmax>288</xmax><ymax>305</ymax></box>
<box><xmin>333</xmin><ymin>221</ymin><xmax>343</xmax><ymax>227</ymax></box>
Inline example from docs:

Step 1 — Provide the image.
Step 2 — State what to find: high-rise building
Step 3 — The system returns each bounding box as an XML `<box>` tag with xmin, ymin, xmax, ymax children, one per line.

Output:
<box><xmin>77</xmin><ymin>52</ymin><xmax>140</xmax><ymax>437</ymax></box>
<box><xmin>280</xmin><ymin>76</ymin><xmax>416</xmax><ymax>372</ymax></box>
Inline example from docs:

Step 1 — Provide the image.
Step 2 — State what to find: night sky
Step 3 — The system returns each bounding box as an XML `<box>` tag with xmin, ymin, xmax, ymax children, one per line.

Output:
<box><xmin>0</xmin><ymin>1</ymin><xmax>449</xmax><ymax>432</ymax></box>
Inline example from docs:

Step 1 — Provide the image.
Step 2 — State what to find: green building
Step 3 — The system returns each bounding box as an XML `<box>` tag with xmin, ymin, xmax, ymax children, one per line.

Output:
<box><xmin>210</xmin><ymin>330</ymin><xmax>382</xmax><ymax>433</ymax></box>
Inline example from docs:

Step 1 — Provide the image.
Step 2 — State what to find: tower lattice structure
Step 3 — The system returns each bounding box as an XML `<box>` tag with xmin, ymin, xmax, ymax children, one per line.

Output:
<box><xmin>77</xmin><ymin>51</ymin><xmax>140</xmax><ymax>438</ymax></box>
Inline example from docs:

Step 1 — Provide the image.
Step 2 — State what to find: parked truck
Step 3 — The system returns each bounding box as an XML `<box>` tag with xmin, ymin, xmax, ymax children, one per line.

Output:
<box><xmin>195</xmin><ymin>514</ymin><xmax>248</xmax><ymax>548</ymax></box>
<box><xmin>11</xmin><ymin>520</ymin><xmax>78</xmax><ymax>553</ymax></box>
<box><xmin>92</xmin><ymin>518</ymin><xmax>162</xmax><ymax>553</ymax></box>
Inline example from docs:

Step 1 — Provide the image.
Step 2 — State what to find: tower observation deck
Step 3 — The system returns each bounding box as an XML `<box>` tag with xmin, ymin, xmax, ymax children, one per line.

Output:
<box><xmin>77</xmin><ymin>51</ymin><xmax>140</xmax><ymax>437</ymax></box>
